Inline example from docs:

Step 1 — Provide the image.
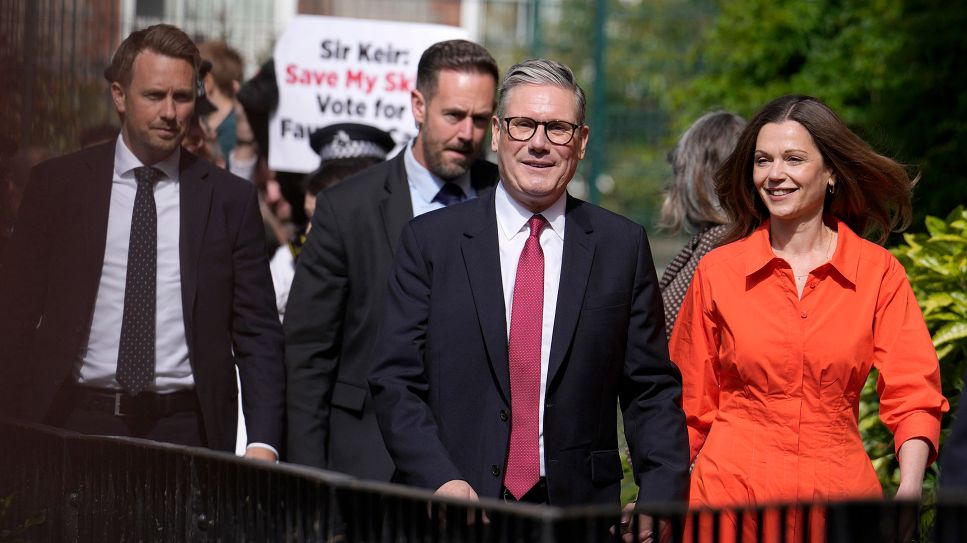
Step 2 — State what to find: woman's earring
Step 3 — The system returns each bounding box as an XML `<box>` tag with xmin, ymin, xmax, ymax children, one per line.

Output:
<box><xmin>827</xmin><ymin>184</ymin><xmax>836</xmax><ymax>195</ymax></box>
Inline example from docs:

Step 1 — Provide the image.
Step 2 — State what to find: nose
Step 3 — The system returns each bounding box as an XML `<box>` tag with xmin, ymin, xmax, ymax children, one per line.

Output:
<box><xmin>767</xmin><ymin>160</ymin><xmax>785</xmax><ymax>181</ymax></box>
<box><xmin>528</xmin><ymin>124</ymin><xmax>549</xmax><ymax>151</ymax></box>
<box><xmin>456</xmin><ymin>117</ymin><xmax>474</xmax><ymax>142</ymax></box>
<box><xmin>159</xmin><ymin>96</ymin><xmax>176</xmax><ymax>121</ymax></box>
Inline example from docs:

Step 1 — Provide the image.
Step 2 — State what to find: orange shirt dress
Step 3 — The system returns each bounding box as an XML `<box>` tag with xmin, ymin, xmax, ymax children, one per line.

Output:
<box><xmin>669</xmin><ymin>219</ymin><xmax>947</xmax><ymax>537</ymax></box>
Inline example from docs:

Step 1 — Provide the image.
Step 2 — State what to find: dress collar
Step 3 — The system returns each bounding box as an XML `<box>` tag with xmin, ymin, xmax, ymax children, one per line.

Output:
<box><xmin>743</xmin><ymin>216</ymin><xmax>860</xmax><ymax>287</ymax></box>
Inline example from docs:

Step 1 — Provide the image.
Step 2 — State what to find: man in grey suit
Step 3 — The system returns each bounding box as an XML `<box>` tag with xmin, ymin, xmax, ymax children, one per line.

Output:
<box><xmin>284</xmin><ymin>40</ymin><xmax>499</xmax><ymax>479</ymax></box>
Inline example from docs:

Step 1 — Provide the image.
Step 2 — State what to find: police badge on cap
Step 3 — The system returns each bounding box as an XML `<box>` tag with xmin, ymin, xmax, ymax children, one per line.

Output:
<box><xmin>308</xmin><ymin>123</ymin><xmax>396</xmax><ymax>164</ymax></box>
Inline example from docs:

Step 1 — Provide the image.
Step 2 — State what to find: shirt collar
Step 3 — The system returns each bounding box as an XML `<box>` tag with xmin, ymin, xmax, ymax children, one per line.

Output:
<box><xmin>403</xmin><ymin>139</ymin><xmax>471</xmax><ymax>204</ymax></box>
<box><xmin>113</xmin><ymin>134</ymin><xmax>180</xmax><ymax>182</ymax></box>
<box><xmin>494</xmin><ymin>180</ymin><xmax>566</xmax><ymax>241</ymax></box>
<box><xmin>743</xmin><ymin>216</ymin><xmax>859</xmax><ymax>287</ymax></box>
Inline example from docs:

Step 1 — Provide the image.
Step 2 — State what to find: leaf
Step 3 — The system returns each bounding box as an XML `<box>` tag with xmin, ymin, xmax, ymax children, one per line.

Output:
<box><xmin>925</xmin><ymin>216</ymin><xmax>949</xmax><ymax>237</ymax></box>
<box><xmin>933</xmin><ymin>321</ymin><xmax>967</xmax><ymax>348</ymax></box>
<box><xmin>908</xmin><ymin>252</ymin><xmax>954</xmax><ymax>276</ymax></box>
<box><xmin>926</xmin><ymin>234</ymin><xmax>967</xmax><ymax>245</ymax></box>
<box><xmin>936</xmin><ymin>343</ymin><xmax>955</xmax><ymax>360</ymax></box>
<box><xmin>920</xmin><ymin>293</ymin><xmax>954</xmax><ymax>314</ymax></box>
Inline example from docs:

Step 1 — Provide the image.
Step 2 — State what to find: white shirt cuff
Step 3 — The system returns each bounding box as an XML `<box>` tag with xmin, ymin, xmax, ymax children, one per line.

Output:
<box><xmin>246</xmin><ymin>442</ymin><xmax>279</xmax><ymax>462</ymax></box>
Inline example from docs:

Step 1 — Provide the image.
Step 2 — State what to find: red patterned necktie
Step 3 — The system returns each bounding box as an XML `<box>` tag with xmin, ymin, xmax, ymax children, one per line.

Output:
<box><xmin>504</xmin><ymin>214</ymin><xmax>547</xmax><ymax>499</ymax></box>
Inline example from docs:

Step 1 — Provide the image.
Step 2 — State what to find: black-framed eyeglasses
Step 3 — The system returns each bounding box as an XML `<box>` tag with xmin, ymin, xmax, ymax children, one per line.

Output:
<box><xmin>502</xmin><ymin>117</ymin><xmax>582</xmax><ymax>145</ymax></box>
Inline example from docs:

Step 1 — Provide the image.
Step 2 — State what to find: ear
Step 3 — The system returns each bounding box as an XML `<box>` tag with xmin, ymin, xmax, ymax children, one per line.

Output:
<box><xmin>827</xmin><ymin>171</ymin><xmax>836</xmax><ymax>191</ymax></box>
<box><xmin>411</xmin><ymin>89</ymin><xmax>426</xmax><ymax>128</ymax></box>
<box><xmin>110</xmin><ymin>81</ymin><xmax>126</xmax><ymax>115</ymax></box>
<box><xmin>491</xmin><ymin>116</ymin><xmax>500</xmax><ymax>152</ymax></box>
<box><xmin>575</xmin><ymin>125</ymin><xmax>590</xmax><ymax>160</ymax></box>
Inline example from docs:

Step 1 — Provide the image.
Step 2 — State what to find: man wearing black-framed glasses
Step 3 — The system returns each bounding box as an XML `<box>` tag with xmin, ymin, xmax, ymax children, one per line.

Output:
<box><xmin>371</xmin><ymin>58</ymin><xmax>689</xmax><ymax>537</ymax></box>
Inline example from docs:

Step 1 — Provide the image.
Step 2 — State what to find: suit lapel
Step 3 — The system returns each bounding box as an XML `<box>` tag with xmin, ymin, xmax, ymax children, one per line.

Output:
<box><xmin>81</xmin><ymin>143</ymin><xmax>117</xmax><ymax>290</ymax></box>
<box><xmin>177</xmin><ymin>151</ymin><xmax>213</xmax><ymax>340</ymax></box>
<box><xmin>379</xmin><ymin>152</ymin><xmax>414</xmax><ymax>252</ymax></box>
<box><xmin>547</xmin><ymin>196</ymin><xmax>594</xmax><ymax>387</ymax></box>
<box><xmin>461</xmin><ymin>191</ymin><xmax>511</xmax><ymax>403</ymax></box>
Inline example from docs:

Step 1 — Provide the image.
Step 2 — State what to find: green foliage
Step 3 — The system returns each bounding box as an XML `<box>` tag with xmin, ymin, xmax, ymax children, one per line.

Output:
<box><xmin>531</xmin><ymin>0</ymin><xmax>720</xmax><ymax>224</ymax></box>
<box><xmin>859</xmin><ymin>208</ymin><xmax>967</xmax><ymax>498</ymax></box>
<box><xmin>670</xmin><ymin>0</ymin><xmax>967</xmax><ymax>228</ymax></box>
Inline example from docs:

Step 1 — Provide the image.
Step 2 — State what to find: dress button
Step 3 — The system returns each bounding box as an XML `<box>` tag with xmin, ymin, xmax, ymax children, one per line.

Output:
<box><xmin>801</xmin><ymin>312</ymin><xmax>808</xmax><ymax>319</ymax></box>
<box><xmin>491</xmin><ymin>465</ymin><xmax>501</xmax><ymax>477</ymax></box>
<box><xmin>499</xmin><ymin>410</ymin><xmax>508</xmax><ymax>421</ymax></box>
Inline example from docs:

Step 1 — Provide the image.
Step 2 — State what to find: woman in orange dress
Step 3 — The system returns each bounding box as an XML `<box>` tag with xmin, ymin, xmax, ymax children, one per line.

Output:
<box><xmin>669</xmin><ymin>95</ymin><xmax>948</xmax><ymax>540</ymax></box>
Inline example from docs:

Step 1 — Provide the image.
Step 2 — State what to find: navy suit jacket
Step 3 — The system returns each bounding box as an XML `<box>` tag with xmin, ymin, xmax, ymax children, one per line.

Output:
<box><xmin>940</xmin><ymin>367</ymin><xmax>967</xmax><ymax>492</ymax></box>
<box><xmin>284</xmin><ymin>150</ymin><xmax>498</xmax><ymax>479</ymax></box>
<box><xmin>369</xmin><ymin>189</ymin><xmax>689</xmax><ymax>507</ymax></box>
<box><xmin>0</xmin><ymin>142</ymin><xmax>285</xmax><ymax>452</ymax></box>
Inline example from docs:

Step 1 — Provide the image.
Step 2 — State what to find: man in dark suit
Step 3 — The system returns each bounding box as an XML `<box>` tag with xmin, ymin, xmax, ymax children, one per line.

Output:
<box><xmin>284</xmin><ymin>40</ymin><xmax>499</xmax><ymax>480</ymax></box>
<box><xmin>940</xmin><ymin>370</ymin><xmax>967</xmax><ymax>491</ymax></box>
<box><xmin>369</xmin><ymin>59</ymin><xmax>689</xmax><ymax>522</ymax></box>
<box><xmin>0</xmin><ymin>24</ymin><xmax>284</xmax><ymax>460</ymax></box>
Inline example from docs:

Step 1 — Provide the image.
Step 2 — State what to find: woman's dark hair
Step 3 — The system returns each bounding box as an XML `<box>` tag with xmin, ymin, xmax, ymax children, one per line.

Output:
<box><xmin>716</xmin><ymin>95</ymin><xmax>916</xmax><ymax>245</ymax></box>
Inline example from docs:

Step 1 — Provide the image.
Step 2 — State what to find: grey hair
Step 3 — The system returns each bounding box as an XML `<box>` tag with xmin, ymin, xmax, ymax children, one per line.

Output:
<box><xmin>658</xmin><ymin>111</ymin><xmax>746</xmax><ymax>234</ymax></box>
<box><xmin>496</xmin><ymin>58</ymin><xmax>587</xmax><ymax>125</ymax></box>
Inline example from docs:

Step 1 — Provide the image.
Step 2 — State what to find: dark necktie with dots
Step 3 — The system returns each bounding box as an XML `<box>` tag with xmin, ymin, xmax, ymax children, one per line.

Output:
<box><xmin>116</xmin><ymin>166</ymin><xmax>164</xmax><ymax>396</ymax></box>
<box><xmin>432</xmin><ymin>182</ymin><xmax>466</xmax><ymax>206</ymax></box>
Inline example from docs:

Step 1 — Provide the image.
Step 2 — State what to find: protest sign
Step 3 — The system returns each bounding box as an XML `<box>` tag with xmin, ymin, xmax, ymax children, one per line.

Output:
<box><xmin>270</xmin><ymin>15</ymin><xmax>468</xmax><ymax>173</ymax></box>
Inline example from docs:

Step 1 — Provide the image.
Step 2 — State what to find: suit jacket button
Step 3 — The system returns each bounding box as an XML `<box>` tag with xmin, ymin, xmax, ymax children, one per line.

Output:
<box><xmin>491</xmin><ymin>465</ymin><xmax>501</xmax><ymax>477</ymax></box>
<box><xmin>499</xmin><ymin>410</ymin><xmax>508</xmax><ymax>421</ymax></box>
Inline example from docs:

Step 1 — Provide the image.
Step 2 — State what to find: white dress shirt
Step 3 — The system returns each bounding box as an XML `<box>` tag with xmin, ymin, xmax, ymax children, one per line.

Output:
<box><xmin>76</xmin><ymin>136</ymin><xmax>192</xmax><ymax>392</ymax></box>
<box><xmin>404</xmin><ymin>142</ymin><xmax>476</xmax><ymax>217</ymax></box>
<box><xmin>494</xmin><ymin>181</ymin><xmax>566</xmax><ymax>476</ymax></box>
<box><xmin>77</xmin><ymin>137</ymin><xmax>277</xmax><ymax>458</ymax></box>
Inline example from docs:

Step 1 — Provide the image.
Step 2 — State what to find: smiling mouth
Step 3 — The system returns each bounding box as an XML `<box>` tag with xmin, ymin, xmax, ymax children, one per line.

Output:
<box><xmin>765</xmin><ymin>187</ymin><xmax>797</xmax><ymax>196</ymax></box>
<box><xmin>523</xmin><ymin>161</ymin><xmax>553</xmax><ymax>169</ymax></box>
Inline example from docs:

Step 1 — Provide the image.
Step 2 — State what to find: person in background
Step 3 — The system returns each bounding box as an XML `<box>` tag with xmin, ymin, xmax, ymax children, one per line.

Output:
<box><xmin>657</xmin><ymin>111</ymin><xmax>745</xmax><ymax>339</ymax></box>
<box><xmin>670</xmin><ymin>95</ymin><xmax>947</xmax><ymax>540</ymax></box>
<box><xmin>197</xmin><ymin>41</ymin><xmax>244</xmax><ymax>163</ymax></box>
<box><xmin>940</xmin><ymin>377</ymin><xmax>967</xmax><ymax>484</ymax></box>
<box><xmin>284</xmin><ymin>39</ymin><xmax>500</xmax><ymax>482</ymax></box>
<box><xmin>0</xmin><ymin>24</ymin><xmax>284</xmax><ymax>460</ymax></box>
<box><xmin>269</xmin><ymin>123</ymin><xmax>395</xmax><ymax>320</ymax></box>
<box><xmin>182</xmin><ymin>60</ymin><xmax>225</xmax><ymax>168</ymax></box>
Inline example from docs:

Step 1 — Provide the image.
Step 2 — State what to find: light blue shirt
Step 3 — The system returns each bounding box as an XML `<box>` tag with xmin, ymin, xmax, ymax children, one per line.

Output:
<box><xmin>403</xmin><ymin>141</ymin><xmax>476</xmax><ymax>217</ymax></box>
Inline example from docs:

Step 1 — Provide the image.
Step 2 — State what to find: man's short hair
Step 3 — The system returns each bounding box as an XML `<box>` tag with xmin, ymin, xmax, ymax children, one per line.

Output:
<box><xmin>104</xmin><ymin>24</ymin><xmax>200</xmax><ymax>88</ymax></box>
<box><xmin>198</xmin><ymin>41</ymin><xmax>244</xmax><ymax>98</ymax></box>
<box><xmin>415</xmin><ymin>40</ymin><xmax>498</xmax><ymax>101</ymax></box>
<box><xmin>496</xmin><ymin>58</ymin><xmax>587</xmax><ymax>125</ymax></box>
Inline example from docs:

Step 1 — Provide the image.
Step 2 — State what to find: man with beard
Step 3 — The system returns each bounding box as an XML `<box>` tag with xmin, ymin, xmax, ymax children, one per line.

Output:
<box><xmin>284</xmin><ymin>40</ymin><xmax>499</xmax><ymax>481</ymax></box>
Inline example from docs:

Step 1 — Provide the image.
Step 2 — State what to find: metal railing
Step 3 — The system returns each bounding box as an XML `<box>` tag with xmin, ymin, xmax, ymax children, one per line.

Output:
<box><xmin>2</xmin><ymin>419</ymin><xmax>966</xmax><ymax>542</ymax></box>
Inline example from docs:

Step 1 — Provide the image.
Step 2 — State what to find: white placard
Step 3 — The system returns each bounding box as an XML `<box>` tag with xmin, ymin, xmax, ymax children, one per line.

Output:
<box><xmin>269</xmin><ymin>15</ymin><xmax>468</xmax><ymax>173</ymax></box>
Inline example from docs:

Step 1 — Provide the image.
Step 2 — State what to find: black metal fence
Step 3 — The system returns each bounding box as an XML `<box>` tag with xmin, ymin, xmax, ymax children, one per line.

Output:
<box><xmin>3</xmin><ymin>420</ymin><xmax>967</xmax><ymax>542</ymax></box>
